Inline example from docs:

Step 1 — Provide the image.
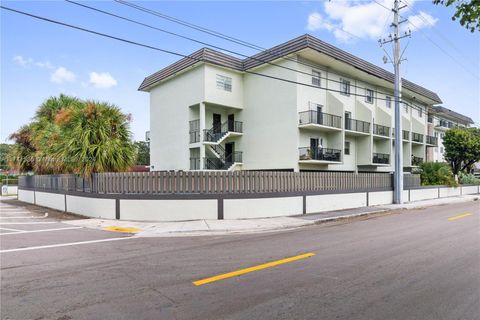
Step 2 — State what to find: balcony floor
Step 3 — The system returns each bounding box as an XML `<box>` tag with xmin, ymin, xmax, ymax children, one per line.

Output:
<box><xmin>298</xmin><ymin>123</ymin><xmax>342</xmax><ymax>132</ymax></box>
<box><xmin>345</xmin><ymin>129</ymin><xmax>370</xmax><ymax>137</ymax></box>
<box><xmin>373</xmin><ymin>134</ymin><xmax>391</xmax><ymax>140</ymax></box>
<box><xmin>299</xmin><ymin>159</ymin><xmax>342</xmax><ymax>165</ymax></box>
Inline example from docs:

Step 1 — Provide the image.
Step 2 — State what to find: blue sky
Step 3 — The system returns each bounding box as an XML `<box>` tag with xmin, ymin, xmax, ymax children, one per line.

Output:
<box><xmin>1</xmin><ymin>0</ymin><xmax>479</xmax><ymax>142</ymax></box>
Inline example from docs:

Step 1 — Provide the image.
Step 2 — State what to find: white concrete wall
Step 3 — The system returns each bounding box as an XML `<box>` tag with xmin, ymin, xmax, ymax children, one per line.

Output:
<box><xmin>306</xmin><ymin>192</ymin><xmax>366</xmax><ymax>213</ymax></box>
<box><xmin>2</xmin><ymin>185</ymin><xmax>18</xmax><ymax>195</ymax></box>
<box><xmin>18</xmin><ymin>189</ymin><xmax>35</xmax><ymax>204</ymax></box>
<box><xmin>66</xmin><ymin>195</ymin><xmax>116</xmax><ymax>219</ymax></box>
<box><xmin>439</xmin><ymin>187</ymin><xmax>461</xmax><ymax>198</ymax></box>
<box><xmin>462</xmin><ymin>185</ymin><xmax>479</xmax><ymax>195</ymax></box>
<box><xmin>35</xmin><ymin>191</ymin><xmax>65</xmax><ymax>211</ymax></box>
<box><xmin>204</xmin><ymin>65</ymin><xmax>243</xmax><ymax>108</ymax></box>
<box><xmin>369</xmin><ymin>191</ymin><xmax>393</xmax><ymax>206</ymax></box>
<box><xmin>149</xmin><ymin>65</ymin><xmax>205</xmax><ymax>171</ymax></box>
<box><xmin>120</xmin><ymin>199</ymin><xmax>217</xmax><ymax>221</ymax></box>
<box><xmin>409</xmin><ymin>188</ymin><xmax>438</xmax><ymax>201</ymax></box>
<box><xmin>224</xmin><ymin>196</ymin><xmax>303</xmax><ymax>219</ymax></box>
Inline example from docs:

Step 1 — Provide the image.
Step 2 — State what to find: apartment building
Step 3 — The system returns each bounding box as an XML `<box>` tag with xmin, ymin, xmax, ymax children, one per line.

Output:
<box><xmin>426</xmin><ymin>106</ymin><xmax>474</xmax><ymax>162</ymax></box>
<box><xmin>139</xmin><ymin>34</ymin><xmax>443</xmax><ymax>172</ymax></box>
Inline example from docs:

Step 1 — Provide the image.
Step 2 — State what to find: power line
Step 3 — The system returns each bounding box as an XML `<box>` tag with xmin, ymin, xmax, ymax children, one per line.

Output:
<box><xmin>372</xmin><ymin>0</ymin><xmax>479</xmax><ymax>80</ymax></box>
<box><xmin>65</xmin><ymin>0</ymin><xmax>400</xmax><ymax>102</ymax></box>
<box><xmin>0</xmin><ymin>5</ymin><xmax>397</xmax><ymax>104</ymax></box>
<box><xmin>1</xmin><ymin>5</ymin><xmax>470</xmax><ymax>124</ymax></box>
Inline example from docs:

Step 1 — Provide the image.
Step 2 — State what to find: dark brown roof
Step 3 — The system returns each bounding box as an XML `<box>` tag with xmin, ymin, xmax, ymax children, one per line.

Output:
<box><xmin>431</xmin><ymin>106</ymin><xmax>474</xmax><ymax>124</ymax></box>
<box><xmin>139</xmin><ymin>34</ymin><xmax>442</xmax><ymax>103</ymax></box>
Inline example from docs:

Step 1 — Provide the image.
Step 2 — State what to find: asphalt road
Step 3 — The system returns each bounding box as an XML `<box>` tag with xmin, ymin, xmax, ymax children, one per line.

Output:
<box><xmin>1</xmin><ymin>198</ymin><xmax>479</xmax><ymax>320</ymax></box>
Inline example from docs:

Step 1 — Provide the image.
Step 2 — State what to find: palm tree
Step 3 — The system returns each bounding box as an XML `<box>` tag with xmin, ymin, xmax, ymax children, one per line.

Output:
<box><xmin>54</xmin><ymin>100</ymin><xmax>136</xmax><ymax>177</ymax></box>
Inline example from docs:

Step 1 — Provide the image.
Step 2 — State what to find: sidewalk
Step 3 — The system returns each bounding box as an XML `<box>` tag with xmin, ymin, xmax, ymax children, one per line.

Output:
<box><xmin>62</xmin><ymin>194</ymin><xmax>479</xmax><ymax>237</ymax></box>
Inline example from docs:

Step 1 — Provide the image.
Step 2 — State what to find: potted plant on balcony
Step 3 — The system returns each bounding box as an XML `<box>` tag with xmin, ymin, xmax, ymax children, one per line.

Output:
<box><xmin>300</xmin><ymin>148</ymin><xmax>312</xmax><ymax>160</ymax></box>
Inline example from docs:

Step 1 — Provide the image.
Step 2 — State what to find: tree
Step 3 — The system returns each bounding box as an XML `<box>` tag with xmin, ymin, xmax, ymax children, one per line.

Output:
<box><xmin>9</xmin><ymin>95</ymin><xmax>136</xmax><ymax>177</ymax></box>
<box><xmin>134</xmin><ymin>141</ymin><xmax>150</xmax><ymax>165</ymax></box>
<box><xmin>433</xmin><ymin>0</ymin><xmax>480</xmax><ymax>32</ymax></box>
<box><xmin>443</xmin><ymin>127</ymin><xmax>480</xmax><ymax>174</ymax></box>
<box><xmin>0</xmin><ymin>143</ymin><xmax>14</xmax><ymax>171</ymax></box>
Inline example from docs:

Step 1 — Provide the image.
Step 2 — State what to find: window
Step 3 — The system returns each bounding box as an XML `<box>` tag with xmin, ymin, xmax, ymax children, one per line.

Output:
<box><xmin>216</xmin><ymin>74</ymin><xmax>232</xmax><ymax>92</ymax></box>
<box><xmin>344</xmin><ymin>141</ymin><xmax>350</xmax><ymax>155</ymax></box>
<box><xmin>403</xmin><ymin>102</ymin><xmax>409</xmax><ymax>113</ymax></box>
<box><xmin>311</xmin><ymin>70</ymin><xmax>321</xmax><ymax>87</ymax></box>
<box><xmin>365</xmin><ymin>88</ymin><xmax>374</xmax><ymax>104</ymax></box>
<box><xmin>418</xmin><ymin>107</ymin><xmax>422</xmax><ymax>117</ymax></box>
<box><xmin>440</xmin><ymin>147</ymin><xmax>444</xmax><ymax>153</ymax></box>
<box><xmin>340</xmin><ymin>79</ymin><xmax>350</xmax><ymax>96</ymax></box>
<box><xmin>428</xmin><ymin>115</ymin><xmax>433</xmax><ymax>123</ymax></box>
<box><xmin>386</xmin><ymin>96</ymin><xmax>392</xmax><ymax>108</ymax></box>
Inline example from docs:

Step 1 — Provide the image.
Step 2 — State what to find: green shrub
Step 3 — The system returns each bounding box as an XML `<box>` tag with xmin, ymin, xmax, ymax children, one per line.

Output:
<box><xmin>458</xmin><ymin>172</ymin><xmax>480</xmax><ymax>185</ymax></box>
<box><xmin>418</xmin><ymin>162</ymin><xmax>457</xmax><ymax>186</ymax></box>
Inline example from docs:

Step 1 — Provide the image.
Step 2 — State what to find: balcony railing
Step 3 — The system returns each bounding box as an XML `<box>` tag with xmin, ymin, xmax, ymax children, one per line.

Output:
<box><xmin>204</xmin><ymin>120</ymin><xmax>243</xmax><ymax>142</ymax></box>
<box><xmin>403</xmin><ymin>130</ymin><xmax>409</xmax><ymax>140</ymax></box>
<box><xmin>190</xmin><ymin>158</ymin><xmax>200</xmax><ymax>170</ymax></box>
<box><xmin>299</xmin><ymin>147</ymin><xmax>341</xmax><ymax>162</ymax></box>
<box><xmin>373</xmin><ymin>153</ymin><xmax>389</xmax><ymax>164</ymax></box>
<box><xmin>345</xmin><ymin>118</ymin><xmax>370</xmax><ymax>133</ymax></box>
<box><xmin>426</xmin><ymin>135</ymin><xmax>438</xmax><ymax>145</ymax></box>
<box><xmin>204</xmin><ymin>151</ymin><xmax>243</xmax><ymax>170</ymax></box>
<box><xmin>373</xmin><ymin>124</ymin><xmax>390</xmax><ymax>137</ymax></box>
<box><xmin>298</xmin><ymin>110</ymin><xmax>342</xmax><ymax>129</ymax></box>
<box><xmin>412</xmin><ymin>156</ymin><xmax>423</xmax><ymax>166</ymax></box>
<box><xmin>412</xmin><ymin>132</ymin><xmax>424</xmax><ymax>143</ymax></box>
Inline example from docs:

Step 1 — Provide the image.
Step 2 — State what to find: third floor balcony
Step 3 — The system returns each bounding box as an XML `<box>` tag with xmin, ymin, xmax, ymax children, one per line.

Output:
<box><xmin>345</xmin><ymin>118</ymin><xmax>370</xmax><ymax>135</ymax></box>
<box><xmin>373</xmin><ymin>124</ymin><xmax>390</xmax><ymax>139</ymax></box>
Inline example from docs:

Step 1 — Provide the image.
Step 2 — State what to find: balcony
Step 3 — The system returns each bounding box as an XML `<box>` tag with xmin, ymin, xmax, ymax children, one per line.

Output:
<box><xmin>299</xmin><ymin>147</ymin><xmax>341</xmax><ymax>163</ymax></box>
<box><xmin>412</xmin><ymin>156</ymin><xmax>423</xmax><ymax>166</ymax></box>
<box><xmin>204</xmin><ymin>120</ymin><xmax>243</xmax><ymax>143</ymax></box>
<box><xmin>426</xmin><ymin>135</ymin><xmax>438</xmax><ymax>146</ymax></box>
<box><xmin>298</xmin><ymin>110</ymin><xmax>342</xmax><ymax>132</ymax></box>
<box><xmin>345</xmin><ymin>118</ymin><xmax>370</xmax><ymax>135</ymax></box>
<box><xmin>204</xmin><ymin>151</ymin><xmax>243</xmax><ymax>170</ymax></box>
<box><xmin>373</xmin><ymin>124</ymin><xmax>390</xmax><ymax>138</ymax></box>
<box><xmin>372</xmin><ymin>153</ymin><xmax>390</xmax><ymax>164</ymax></box>
<box><xmin>411</xmin><ymin>132</ymin><xmax>424</xmax><ymax>143</ymax></box>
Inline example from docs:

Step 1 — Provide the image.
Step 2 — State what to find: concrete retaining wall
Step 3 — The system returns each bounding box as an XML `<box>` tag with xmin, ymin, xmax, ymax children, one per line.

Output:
<box><xmin>67</xmin><ymin>195</ymin><xmax>116</xmax><ymax>219</ymax></box>
<box><xmin>224</xmin><ymin>197</ymin><xmax>303</xmax><ymax>219</ymax></box>
<box><xmin>120</xmin><ymin>199</ymin><xmax>217</xmax><ymax>221</ymax></box>
<box><xmin>306</xmin><ymin>192</ymin><xmax>366</xmax><ymax>214</ymax></box>
<box><xmin>368</xmin><ymin>191</ymin><xmax>394</xmax><ymax>206</ymax></box>
<box><xmin>17</xmin><ymin>184</ymin><xmax>479</xmax><ymax>222</ymax></box>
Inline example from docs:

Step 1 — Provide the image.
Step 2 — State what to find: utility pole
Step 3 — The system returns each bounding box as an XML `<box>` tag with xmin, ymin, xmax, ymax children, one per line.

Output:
<box><xmin>379</xmin><ymin>0</ymin><xmax>410</xmax><ymax>204</ymax></box>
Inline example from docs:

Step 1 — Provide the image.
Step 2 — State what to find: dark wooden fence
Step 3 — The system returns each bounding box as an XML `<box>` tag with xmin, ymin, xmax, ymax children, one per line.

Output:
<box><xmin>19</xmin><ymin>171</ymin><xmax>421</xmax><ymax>194</ymax></box>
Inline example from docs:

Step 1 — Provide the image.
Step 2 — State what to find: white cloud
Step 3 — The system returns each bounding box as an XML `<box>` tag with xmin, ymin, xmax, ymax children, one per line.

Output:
<box><xmin>307</xmin><ymin>12</ymin><xmax>333</xmax><ymax>31</ymax></box>
<box><xmin>408</xmin><ymin>11</ymin><xmax>438</xmax><ymax>31</ymax></box>
<box><xmin>35</xmin><ymin>61</ymin><xmax>54</xmax><ymax>69</ymax></box>
<box><xmin>13</xmin><ymin>55</ymin><xmax>33</xmax><ymax>67</ymax></box>
<box><xmin>50</xmin><ymin>67</ymin><xmax>76</xmax><ymax>84</ymax></box>
<box><xmin>306</xmin><ymin>0</ymin><xmax>437</xmax><ymax>43</ymax></box>
<box><xmin>88</xmin><ymin>72</ymin><xmax>117</xmax><ymax>89</ymax></box>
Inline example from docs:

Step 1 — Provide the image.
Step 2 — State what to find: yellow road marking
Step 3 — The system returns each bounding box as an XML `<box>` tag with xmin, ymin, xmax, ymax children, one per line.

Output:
<box><xmin>102</xmin><ymin>226</ymin><xmax>141</xmax><ymax>233</ymax></box>
<box><xmin>193</xmin><ymin>252</ymin><xmax>316</xmax><ymax>286</ymax></box>
<box><xmin>448</xmin><ymin>213</ymin><xmax>473</xmax><ymax>221</ymax></box>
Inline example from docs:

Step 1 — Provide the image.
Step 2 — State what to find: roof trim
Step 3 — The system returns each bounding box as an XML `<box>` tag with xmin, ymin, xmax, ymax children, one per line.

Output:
<box><xmin>431</xmin><ymin>106</ymin><xmax>474</xmax><ymax>124</ymax></box>
<box><xmin>139</xmin><ymin>34</ymin><xmax>442</xmax><ymax>103</ymax></box>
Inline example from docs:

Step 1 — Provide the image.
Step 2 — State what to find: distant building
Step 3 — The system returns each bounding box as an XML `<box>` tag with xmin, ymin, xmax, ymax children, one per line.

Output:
<box><xmin>426</xmin><ymin>106</ymin><xmax>474</xmax><ymax>162</ymax></box>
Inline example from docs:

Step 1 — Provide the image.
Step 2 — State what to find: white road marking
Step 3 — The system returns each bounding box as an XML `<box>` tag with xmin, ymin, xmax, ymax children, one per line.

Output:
<box><xmin>0</xmin><ymin>227</ymin><xmax>25</xmax><ymax>232</ymax></box>
<box><xmin>0</xmin><ymin>213</ymin><xmax>48</xmax><ymax>219</ymax></box>
<box><xmin>0</xmin><ymin>237</ymin><xmax>134</xmax><ymax>253</ymax></box>
<box><xmin>0</xmin><ymin>226</ymin><xmax>83</xmax><ymax>236</ymax></box>
<box><xmin>0</xmin><ymin>222</ymin><xmax>58</xmax><ymax>225</ymax></box>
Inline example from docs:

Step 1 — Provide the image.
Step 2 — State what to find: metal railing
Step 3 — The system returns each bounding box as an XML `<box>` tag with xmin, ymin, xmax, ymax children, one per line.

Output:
<box><xmin>204</xmin><ymin>120</ymin><xmax>243</xmax><ymax>142</ymax></box>
<box><xmin>345</xmin><ymin>118</ymin><xmax>370</xmax><ymax>133</ymax></box>
<box><xmin>21</xmin><ymin>171</ymin><xmax>419</xmax><ymax>194</ymax></box>
<box><xmin>372</xmin><ymin>153</ymin><xmax>390</xmax><ymax>164</ymax></box>
<box><xmin>412</xmin><ymin>132</ymin><xmax>424</xmax><ymax>143</ymax></box>
<box><xmin>298</xmin><ymin>110</ymin><xmax>342</xmax><ymax>129</ymax></box>
<box><xmin>373</xmin><ymin>124</ymin><xmax>390</xmax><ymax>137</ymax></box>
<box><xmin>204</xmin><ymin>151</ymin><xmax>242</xmax><ymax>170</ymax></box>
<box><xmin>299</xmin><ymin>147</ymin><xmax>341</xmax><ymax>162</ymax></box>
<box><xmin>426</xmin><ymin>135</ymin><xmax>437</xmax><ymax>145</ymax></box>
<box><xmin>412</xmin><ymin>156</ymin><xmax>423</xmax><ymax>166</ymax></box>
<box><xmin>403</xmin><ymin>130</ymin><xmax>409</xmax><ymax>140</ymax></box>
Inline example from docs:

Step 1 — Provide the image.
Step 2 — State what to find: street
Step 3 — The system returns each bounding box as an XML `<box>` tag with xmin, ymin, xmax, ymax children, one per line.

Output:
<box><xmin>1</xmin><ymin>199</ymin><xmax>479</xmax><ymax>320</ymax></box>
